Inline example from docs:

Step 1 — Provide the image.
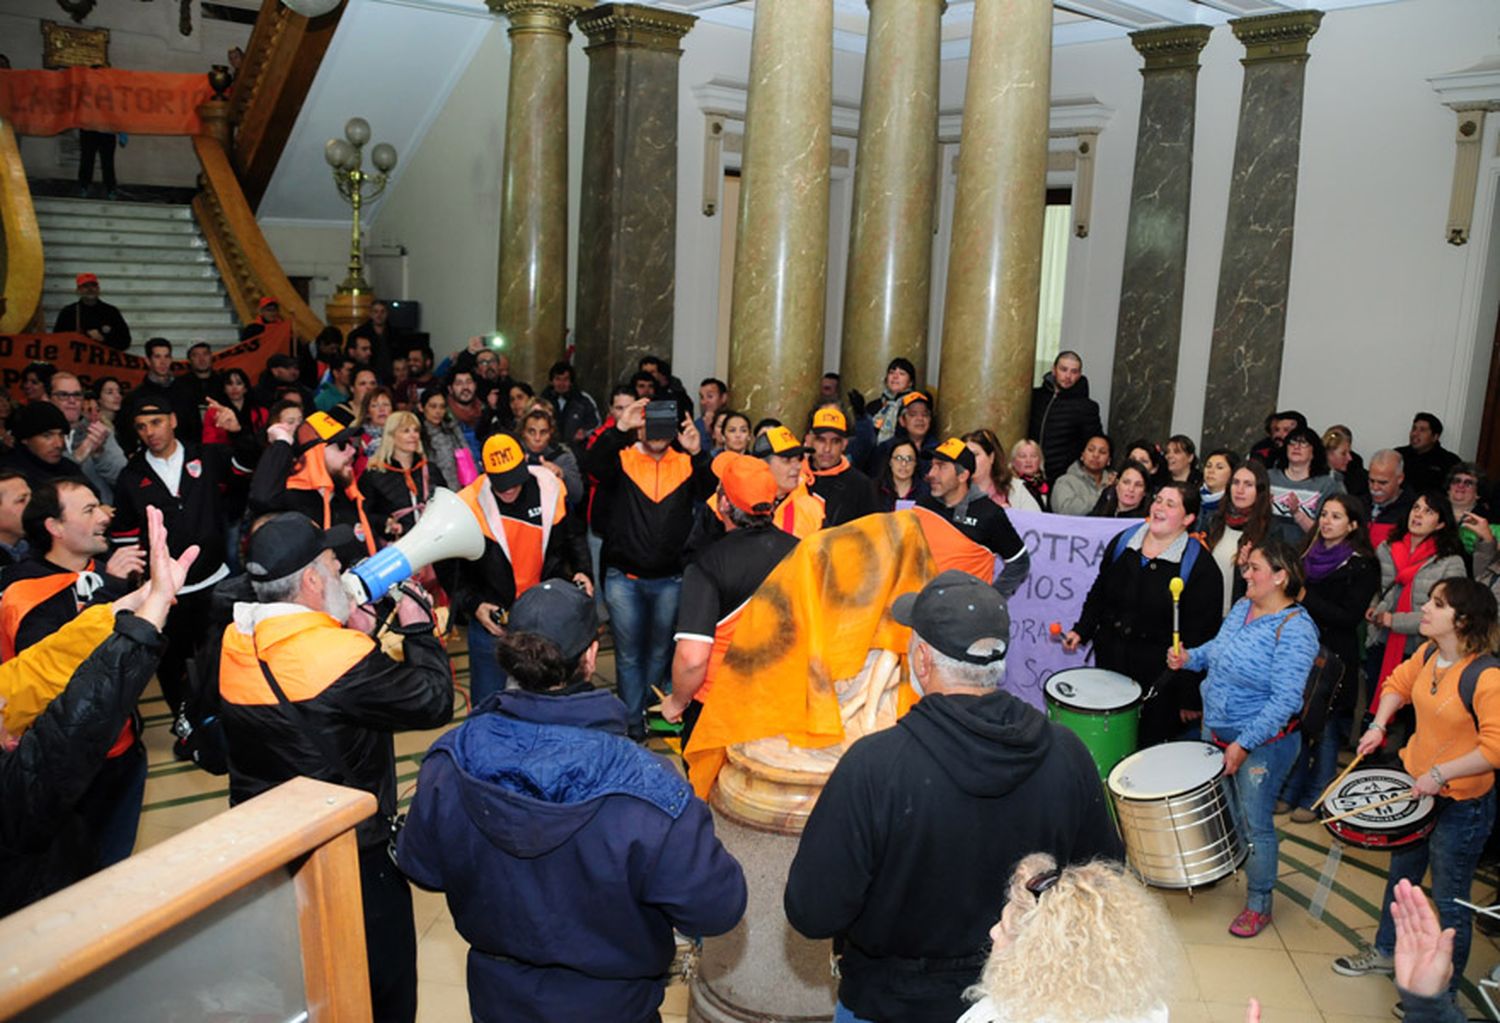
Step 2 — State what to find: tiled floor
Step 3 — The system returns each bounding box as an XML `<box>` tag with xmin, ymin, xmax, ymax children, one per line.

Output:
<box><xmin>134</xmin><ymin>639</ymin><xmax>1500</xmax><ymax>1023</ymax></box>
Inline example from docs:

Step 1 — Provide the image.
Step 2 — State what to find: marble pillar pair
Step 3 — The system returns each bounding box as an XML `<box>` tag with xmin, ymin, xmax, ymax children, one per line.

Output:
<box><xmin>1108</xmin><ymin>26</ymin><xmax>1212</xmax><ymax>448</ymax></box>
<box><xmin>1202</xmin><ymin>11</ymin><xmax>1323</xmax><ymax>453</ymax></box>
<box><xmin>573</xmin><ymin>5</ymin><xmax>695</xmax><ymax>403</ymax></box>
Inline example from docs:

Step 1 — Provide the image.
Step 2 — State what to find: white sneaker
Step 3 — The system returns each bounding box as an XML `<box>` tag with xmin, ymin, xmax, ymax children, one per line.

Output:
<box><xmin>1332</xmin><ymin>947</ymin><xmax>1394</xmax><ymax>977</ymax></box>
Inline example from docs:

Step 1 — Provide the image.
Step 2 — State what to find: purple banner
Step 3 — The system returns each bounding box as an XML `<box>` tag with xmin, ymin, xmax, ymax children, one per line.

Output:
<box><xmin>1002</xmin><ymin>511</ymin><xmax>1136</xmax><ymax>708</ymax></box>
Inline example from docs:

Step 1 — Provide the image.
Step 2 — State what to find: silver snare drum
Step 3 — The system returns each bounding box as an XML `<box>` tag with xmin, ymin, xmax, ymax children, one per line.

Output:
<box><xmin>1107</xmin><ymin>741</ymin><xmax>1248</xmax><ymax>890</ymax></box>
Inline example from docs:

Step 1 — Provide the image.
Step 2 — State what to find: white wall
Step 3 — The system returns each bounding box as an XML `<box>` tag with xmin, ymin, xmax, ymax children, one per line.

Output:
<box><xmin>1047</xmin><ymin>0</ymin><xmax>1500</xmax><ymax>457</ymax></box>
<box><xmin>5</xmin><ymin>2</ymin><xmax>251</xmax><ymax>188</ymax></box>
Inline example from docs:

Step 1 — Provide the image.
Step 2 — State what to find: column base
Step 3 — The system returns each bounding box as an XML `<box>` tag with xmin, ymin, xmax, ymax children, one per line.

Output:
<box><xmin>325</xmin><ymin>291</ymin><xmax>370</xmax><ymax>340</ymax></box>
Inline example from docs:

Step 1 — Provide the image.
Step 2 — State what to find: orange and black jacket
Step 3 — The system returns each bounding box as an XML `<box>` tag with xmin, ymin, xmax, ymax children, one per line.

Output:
<box><xmin>218</xmin><ymin>605</ymin><xmax>452</xmax><ymax>850</ymax></box>
<box><xmin>0</xmin><ymin>557</ymin><xmax>127</xmax><ymax>662</ymax></box>
<box><xmin>584</xmin><ymin>429</ymin><xmax>716</xmax><ymax>578</ymax></box>
<box><xmin>248</xmin><ymin>438</ymin><xmax>374</xmax><ymax>567</ymax></box>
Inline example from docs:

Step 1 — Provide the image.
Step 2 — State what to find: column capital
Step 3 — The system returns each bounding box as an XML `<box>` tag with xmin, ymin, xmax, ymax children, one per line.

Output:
<box><xmin>576</xmin><ymin>3</ymin><xmax>695</xmax><ymax>53</ymax></box>
<box><xmin>488</xmin><ymin>0</ymin><xmax>593</xmax><ymax>35</ymax></box>
<box><xmin>1129</xmin><ymin>25</ymin><xmax>1211</xmax><ymax>72</ymax></box>
<box><xmin>1229</xmin><ymin>10</ymin><xmax>1323</xmax><ymax>64</ymax></box>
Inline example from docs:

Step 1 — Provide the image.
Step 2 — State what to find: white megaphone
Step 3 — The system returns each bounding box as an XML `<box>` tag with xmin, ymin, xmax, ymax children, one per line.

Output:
<box><xmin>341</xmin><ymin>487</ymin><xmax>485</xmax><ymax>604</ymax></box>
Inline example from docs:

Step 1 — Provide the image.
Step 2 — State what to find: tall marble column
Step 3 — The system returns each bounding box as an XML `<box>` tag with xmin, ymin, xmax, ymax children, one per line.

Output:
<box><xmin>489</xmin><ymin>0</ymin><xmax>592</xmax><ymax>387</ymax></box>
<box><xmin>838</xmin><ymin>0</ymin><xmax>944</xmax><ymax>396</ymax></box>
<box><xmin>936</xmin><ymin>0</ymin><xmax>1053</xmax><ymax>443</ymax></box>
<box><xmin>1202</xmin><ymin>11</ymin><xmax>1323</xmax><ymax>454</ymax></box>
<box><xmin>573</xmin><ymin>5</ymin><xmax>695</xmax><ymax>402</ymax></box>
<box><xmin>727</xmin><ymin>0</ymin><xmax>833</xmax><ymax>426</ymax></box>
<box><xmin>1108</xmin><ymin>26</ymin><xmax>1212</xmax><ymax>447</ymax></box>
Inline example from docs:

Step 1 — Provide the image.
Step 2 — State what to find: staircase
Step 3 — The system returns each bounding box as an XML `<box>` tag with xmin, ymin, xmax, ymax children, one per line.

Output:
<box><xmin>35</xmin><ymin>197</ymin><xmax>243</xmax><ymax>349</ymax></box>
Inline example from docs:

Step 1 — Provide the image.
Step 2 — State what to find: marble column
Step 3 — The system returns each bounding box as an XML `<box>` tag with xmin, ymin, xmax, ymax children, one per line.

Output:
<box><xmin>838</xmin><ymin>0</ymin><xmax>944</xmax><ymax>397</ymax></box>
<box><xmin>573</xmin><ymin>5</ymin><xmax>694</xmax><ymax>402</ymax></box>
<box><xmin>1202</xmin><ymin>11</ymin><xmax>1323</xmax><ymax>454</ymax></box>
<box><xmin>489</xmin><ymin>0</ymin><xmax>592</xmax><ymax>387</ymax></box>
<box><xmin>1108</xmin><ymin>26</ymin><xmax>1212</xmax><ymax>447</ymax></box>
<box><xmin>727</xmin><ymin>0</ymin><xmax>833</xmax><ymax>427</ymax></box>
<box><xmin>936</xmin><ymin>0</ymin><xmax>1053</xmax><ymax>443</ymax></box>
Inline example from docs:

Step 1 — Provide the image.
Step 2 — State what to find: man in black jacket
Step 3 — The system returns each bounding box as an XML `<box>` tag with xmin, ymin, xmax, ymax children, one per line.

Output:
<box><xmin>0</xmin><ymin>402</ymin><xmax>82</xmax><ymax>489</ymax></box>
<box><xmin>118</xmin><ymin>338</ymin><xmax>202</xmax><ymax>451</ymax></box>
<box><xmin>1028</xmin><ymin>350</ymin><xmax>1102</xmax><ymax>485</ymax></box>
<box><xmin>784</xmin><ymin>571</ymin><xmax>1122</xmax><ymax>1023</ymax></box>
<box><xmin>249</xmin><ymin>408</ymin><xmax>372</xmax><ymax>566</ymax></box>
<box><xmin>52</xmin><ymin>273</ymin><xmax>131</xmax><ymax>351</ymax></box>
<box><xmin>0</xmin><ymin>505</ymin><xmax>194</xmax><ymax>915</ymax></box>
<box><xmin>220</xmin><ymin>513</ymin><xmax>453</xmax><ymax>1023</ymax></box>
<box><xmin>806</xmin><ymin>406</ymin><xmax>878</xmax><ymax>528</ymax></box>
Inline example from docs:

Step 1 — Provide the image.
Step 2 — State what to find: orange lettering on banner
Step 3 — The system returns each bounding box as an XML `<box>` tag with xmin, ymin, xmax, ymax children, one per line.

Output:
<box><xmin>0</xmin><ymin>68</ymin><xmax>213</xmax><ymax>137</ymax></box>
<box><xmin>0</xmin><ymin>334</ymin><xmax>291</xmax><ymax>401</ymax></box>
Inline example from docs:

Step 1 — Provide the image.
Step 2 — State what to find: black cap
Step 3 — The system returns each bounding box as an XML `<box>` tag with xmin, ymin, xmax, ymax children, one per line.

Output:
<box><xmin>267</xmin><ymin>353</ymin><xmax>298</xmax><ymax>370</ymax></box>
<box><xmin>245</xmin><ymin>512</ymin><xmax>355</xmax><ymax>581</ymax></box>
<box><xmin>931</xmin><ymin>437</ymin><xmax>977</xmax><ymax>476</ymax></box>
<box><xmin>300</xmin><ymin>407</ymin><xmax>357</xmax><ymax>449</ymax></box>
<box><xmin>12</xmin><ymin>401</ymin><xmax>69</xmax><ymax>440</ymax></box>
<box><xmin>131</xmin><ymin>396</ymin><xmax>174</xmax><ymax>420</ymax></box>
<box><xmin>892</xmin><ymin>569</ymin><xmax>1010</xmax><ymax>665</ymax></box>
<box><xmin>508</xmin><ymin>578</ymin><xmax>599</xmax><ymax>661</ymax></box>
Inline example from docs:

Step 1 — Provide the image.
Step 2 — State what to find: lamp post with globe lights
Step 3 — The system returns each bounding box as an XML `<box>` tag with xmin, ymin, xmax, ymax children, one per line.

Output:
<box><xmin>323</xmin><ymin>117</ymin><xmax>396</xmax><ymax>335</ymax></box>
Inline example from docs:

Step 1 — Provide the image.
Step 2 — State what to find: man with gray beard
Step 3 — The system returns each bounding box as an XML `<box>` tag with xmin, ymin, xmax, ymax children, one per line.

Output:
<box><xmin>218</xmin><ymin>513</ymin><xmax>452</xmax><ymax>1023</ymax></box>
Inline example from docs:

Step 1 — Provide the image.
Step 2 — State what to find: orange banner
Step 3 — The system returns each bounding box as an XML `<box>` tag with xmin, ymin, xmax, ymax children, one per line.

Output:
<box><xmin>0</xmin><ymin>333</ymin><xmax>290</xmax><ymax>401</ymax></box>
<box><xmin>0</xmin><ymin>68</ymin><xmax>214</xmax><ymax>137</ymax></box>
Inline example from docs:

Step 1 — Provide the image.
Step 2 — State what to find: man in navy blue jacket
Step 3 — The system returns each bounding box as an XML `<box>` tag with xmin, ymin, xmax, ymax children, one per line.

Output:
<box><xmin>396</xmin><ymin>579</ymin><xmax>746</xmax><ymax>1023</ymax></box>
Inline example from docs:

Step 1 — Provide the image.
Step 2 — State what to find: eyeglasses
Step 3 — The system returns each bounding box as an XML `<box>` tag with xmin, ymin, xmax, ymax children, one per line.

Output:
<box><xmin>1287</xmin><ymin>438</ymin><xmax>1312</xmax><ymax>448</ymax></box>
<box><xmin>1025</xmin><ymin>868</ymin><xmax>1062</xmax><ymax>900</ymax></box>
<box><xmin>891</xmin><ymin>454</ymin><xmax>916</xmax><ymax>464</ymax></box>
<box><xmin>1451</xmin><ymin>478</ymin><xmax>1478</xmax><ymax>489</ymax></box>
<box><xmin>50</xmin><ymin>391</ymin><xmax>83</xmax><ymax>400</ymax></box>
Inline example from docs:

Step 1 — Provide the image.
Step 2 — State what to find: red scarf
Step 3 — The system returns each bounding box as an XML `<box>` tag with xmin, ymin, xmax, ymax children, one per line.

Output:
<box><xmin>1373</xmin><ymin>536</ymin><xmax>1438</xmax><ymax>702</ymax></box>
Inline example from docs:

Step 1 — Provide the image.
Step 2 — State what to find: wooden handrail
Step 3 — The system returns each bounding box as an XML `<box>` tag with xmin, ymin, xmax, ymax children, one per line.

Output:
<box><xmin>0</xmin><ymin>117</ymin><xmax>43</xmax><ymax>333</ymax></box>
<box><xmin>194</xmin><ymin>132</ymin><xmax>325</xmax><ymax>341</ymax></box>
<box><xmin>0</xmin><ymin>777</ymin><xmax>375</xmax><ymax>1019</ymax></box>
<box><xmin>230</xmin><ymin>0</ymin><xmax>344</xmax><ymax>210</ymax></box>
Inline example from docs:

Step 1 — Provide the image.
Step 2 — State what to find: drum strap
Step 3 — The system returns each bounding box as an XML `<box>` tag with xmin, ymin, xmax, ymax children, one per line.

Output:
<box><xmin>1420</xmin><ymin>645</ymin><xmax>1500</xmax><ymax>730</ymax></box>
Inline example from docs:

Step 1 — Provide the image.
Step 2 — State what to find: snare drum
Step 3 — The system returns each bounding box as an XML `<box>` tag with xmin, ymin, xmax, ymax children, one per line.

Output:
<box><xmin>1044</xmin><ymin>669</ymin><xmax>1142</xmax><ymax>780</ymax></box>
<box><xmin>1319</xmin><ymin>767</ymin><xmax>1436</xmax><ymax>850</ymax></box>
<box><xmin>1108</xmin><ymin>741</ymin><xmax>1248</xmax><ymax>889</ymax></box>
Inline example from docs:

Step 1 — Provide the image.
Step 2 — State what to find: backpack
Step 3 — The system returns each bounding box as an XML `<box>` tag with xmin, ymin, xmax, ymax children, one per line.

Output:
<box><xmin>1108</xmin><ymin>526</ymin><xmax>1205</xmax><ymax>583</ymax></box>
<box><xmin>172</xmin><ymin>653</ymin><xmax>227</xmax><ymax>775</ymax></box>
<box><xmin>1419</xmin><ymin>644</ymin><xmax>1500</xmax><ymax>729</ymax></box>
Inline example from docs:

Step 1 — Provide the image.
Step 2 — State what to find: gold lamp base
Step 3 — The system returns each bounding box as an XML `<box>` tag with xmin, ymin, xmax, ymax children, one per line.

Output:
<box><xmin>325</xmin><ymin>291</ymin><xmax>370</xmax><ymax>340</ymax></box>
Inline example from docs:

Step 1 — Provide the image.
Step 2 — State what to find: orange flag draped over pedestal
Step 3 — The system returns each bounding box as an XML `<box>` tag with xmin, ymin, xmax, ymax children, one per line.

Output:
<box><xmin>0</xmin><ymin>68</ymin><xmax>214</xmax><ymax>137</ymax></box>
<box><xmin>684</xmin><ymin>510</ymin><xmax>938</xmax><ymax>799</ymax></box>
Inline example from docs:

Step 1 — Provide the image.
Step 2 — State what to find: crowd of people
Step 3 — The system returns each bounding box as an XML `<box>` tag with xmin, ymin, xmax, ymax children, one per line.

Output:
<box><xmin>1</xmin><ymin>306</ymin><xmax>1499</xmax><ymax>1023</ymax></box>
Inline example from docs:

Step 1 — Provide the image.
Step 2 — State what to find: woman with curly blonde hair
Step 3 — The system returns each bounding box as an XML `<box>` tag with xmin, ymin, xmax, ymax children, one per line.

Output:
<box><xmin>959</xmin><ymin>854</ymin><xmax>1178</xmax><ymax>1023</ymax></box>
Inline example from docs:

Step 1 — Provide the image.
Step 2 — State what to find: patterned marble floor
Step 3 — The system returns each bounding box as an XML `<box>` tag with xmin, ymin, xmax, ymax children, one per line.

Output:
<box><xmin>132</xmin><ymin>638</ymin><xmax>1500</xmax><ymax>1023</ymax></box>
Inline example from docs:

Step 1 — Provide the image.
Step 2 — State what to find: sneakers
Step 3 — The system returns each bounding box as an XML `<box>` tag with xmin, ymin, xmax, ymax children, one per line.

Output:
<box><xmin>1289</xmin><ymin>807</ymin><xmax>1319</xmax><ymax>824</ymax></box>
<box><xmin>1229</xmin><ymin>907</ymin><xmax>1272</xmax><ymax>938</ymax></box>
<box><xmin>1332</xmin><ymin>947</ymin><xmax>1395</xmax><ymax>977</ymax></box>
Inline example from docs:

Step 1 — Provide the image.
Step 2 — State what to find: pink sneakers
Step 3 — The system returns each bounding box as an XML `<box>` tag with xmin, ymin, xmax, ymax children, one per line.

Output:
<box><xmin>1229</xmin><ymin>907</ymin><xmax>1272</xmax><ymax>938</ymax></box>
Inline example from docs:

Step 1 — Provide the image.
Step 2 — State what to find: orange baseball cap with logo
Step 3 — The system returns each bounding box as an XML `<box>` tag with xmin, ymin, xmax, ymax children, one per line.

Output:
<box><xmin>810</xmin><ymin>406</ymin><xmax>849</xmax><ymax>436</ymax></box>
<box><xmin>751</xmin><ymin>425</ymin><xmax>807</xmax><ymax>459</ymax></box>
<box><xmin>482</xmin><ymin>433</ymin><xmax>531</xmax><ymax>490</ymax></box>
<box><xmin>713</xmin><ymin>452</ymin><xmax>778</xmax><ymax>514</ymax></box>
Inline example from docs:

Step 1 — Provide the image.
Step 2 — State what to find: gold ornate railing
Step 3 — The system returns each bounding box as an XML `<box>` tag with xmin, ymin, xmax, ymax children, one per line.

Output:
<box><xmin>193</xmin><ymin>132</ymin><xmax>324</xmax><ymax>340</ymax></box>
<box><xmin>0</xmin><ymin>117</ymin><xmax>43</xmax><ymax>333</ymax></box>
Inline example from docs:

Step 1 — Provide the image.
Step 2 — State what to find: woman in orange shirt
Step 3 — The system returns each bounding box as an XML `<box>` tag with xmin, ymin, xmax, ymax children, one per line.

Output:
<box><xmin>1331</xmin><ymin>577</ymin><xmax>1500</xmax><ymax>1008</ymax></box>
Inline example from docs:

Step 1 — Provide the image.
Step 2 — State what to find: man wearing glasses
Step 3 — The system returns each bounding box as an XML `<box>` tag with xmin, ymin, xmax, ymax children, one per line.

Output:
<box><xmin>785</xmin><ymin>571</ymin><xmax>1121</xmax><ymax>1023</ymax></box>
<box><xmin>48</xmin><ymin>373</ymin><xmax>124</xmax><ymax>504</ymax></box>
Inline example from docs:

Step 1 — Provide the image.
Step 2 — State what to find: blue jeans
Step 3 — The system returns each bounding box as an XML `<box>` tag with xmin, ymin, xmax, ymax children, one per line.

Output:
<box><xmin>80</xmin><ymin>743</ymin><xmax>147</xmax><ymax>867</ymax></box>
<box><xmin>1281</xmin><ymin>716</ymin><xmax>1346</xmax><ymax>810</ymax></box>
<box><xmin>834</xmin><ymin>1003</ymin><xmax>873</xmax><ymax>1023</ymax></box>
<box><xmin>1373</xmin><ymin>788</ymin><xmax>1497</xmax><ymax>992</ymax></box>
<box><xmin>466</xmin><ymin>621</ymin><xmax>508</xmax><ymax>710</ymax></box>
<box><xmin>1207</xmin><ymin>725</ymin><xmax>1302</xmax><ymax>914</ymax></box>
<box><xmin>604</xmin><ymin>569</ymin><xmax>681</xmax><ymax>730</ymax></box>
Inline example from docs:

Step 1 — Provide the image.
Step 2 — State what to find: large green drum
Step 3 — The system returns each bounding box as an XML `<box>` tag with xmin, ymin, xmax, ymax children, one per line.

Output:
<box><xmin>1044</xmin><ymin>668</ymin><xmax>1142</xmax><ymax>780</ymax></box>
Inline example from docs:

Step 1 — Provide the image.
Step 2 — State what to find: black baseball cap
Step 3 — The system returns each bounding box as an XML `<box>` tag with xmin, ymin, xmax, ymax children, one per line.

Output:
<box><xmin>300</xmin><ymin>407</ymin><xmax>357</xmax><ymax>449</ymax></box>
<box><xmin>245</xmin><ymin>512</ymin><xmax>355</xmax><ymax>581</ymax></box>
<box><xmin>130</xmin><ymin>396</ymin><xmax>174</xmax><ymax>420</ymax></box>
<box><xmin>267</xmin><ymin>353</ymin><xmax>298</xmax><ymax>370</ymax></box>
<box><xmin>892</xmin><ymin>569</ymin><xmax>1010</xmax><ymax>665</ymax></box>
<box><xmin>508</xmin><ymin>578</ymin><xmax>599</xmax><ymax>661</ymax></box>
<box><xmin>931</xmin><ymin>437</ymin><xmax>977</xmax><ymax>476</ymax></box>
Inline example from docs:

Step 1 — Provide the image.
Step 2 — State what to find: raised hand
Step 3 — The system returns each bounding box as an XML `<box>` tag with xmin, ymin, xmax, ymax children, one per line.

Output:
<box><xmin>1391</xmin><ymin>879</ymin><xmax>1454</xmax><ymax>998</ymax></box>
<box><xmin>103</xmin><ymin>544</ymin><xmax>146</xmax><ymax>580</ymax></box>
<box><xmin>137</xmin><ymin>505</ymin><xmax>200</xmax><ymax>626</ymax></box>
<box><xmin>678</xmin><ymin>415</ymin><xmax>702</xmax><ymax>455</ymax></box>
<box><xmin>205</xmin><ymin>397</ymin><xmax>241</xmax><ymax>432</ymax></box>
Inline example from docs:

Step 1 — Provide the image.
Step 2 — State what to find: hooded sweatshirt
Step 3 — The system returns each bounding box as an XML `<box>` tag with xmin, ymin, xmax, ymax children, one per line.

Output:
<box><xmin>1028</xmin><ymin>371</ymin><xmax>1102</xmax><ymax>485</ymax></box>
<box><xmin>784</xmin><ymin>689</ymin><xmax>1122</xmax><ymax>1023</ymax></box>
<box><xmin>396</xmin><ymin>686</ymin><xmax>746</xmax><ymax>1023</ymax></box>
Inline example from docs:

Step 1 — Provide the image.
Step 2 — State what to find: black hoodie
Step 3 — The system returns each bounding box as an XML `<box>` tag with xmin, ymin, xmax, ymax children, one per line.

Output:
<box><xmin>1028</xmin><ymin>371</ymin><xmax>1102</xmax><ymax>486</ymax></box>
<box><xmin>784</xmin><ymin>689</ymin><xmax>1123</xmax><ymax>1023</ymax></box>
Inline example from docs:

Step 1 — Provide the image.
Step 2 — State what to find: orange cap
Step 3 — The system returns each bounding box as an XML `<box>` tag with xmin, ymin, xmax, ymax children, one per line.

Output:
<box><xmin>713</xmin><ymin>451</ymin><xmax>778</xmax><ymax>514</ymax></box>
<box><xmin>75</xmin><ymin>272</ymin><xmax>99</xmax><ymax>287</ymax></box>
<box><xmin>811</xmin><ymin>406</ymin><xmax>849</xmax><ymax>435</ymax></box>
<box><xmin>482</xmin><ymin>433</ymin><xmax>530</xmax><ymax>489</ymax></box>
<box><xmin>258</xmin><ymin>295</ymin><xmax>279</xmax><ymax>310</ymax></box>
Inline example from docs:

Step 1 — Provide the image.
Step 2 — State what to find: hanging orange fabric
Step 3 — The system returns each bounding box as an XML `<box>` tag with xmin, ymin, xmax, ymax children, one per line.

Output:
<box><xmin>684</xmin><ymin>510</ymin><xmax>936</xmax><ymax>799</ymax></box>
<box><xmin>0</xmin><ymin>68</ymin><xmax>215</xmax><ymax>136</ymax></box>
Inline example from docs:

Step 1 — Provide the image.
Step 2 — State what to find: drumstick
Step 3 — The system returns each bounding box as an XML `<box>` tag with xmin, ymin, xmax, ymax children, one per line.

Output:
<box><xmin>1320</xmin><ymin>789</ymin><xmax>1417</xmax><ymax>826</ymax></box>
<box><xmin>1309</xmin><ymin>753</ymin><xmax>1365</xmax><ymax>813</ymax></box>
<box><xmin>1168</xmin><ymin>577</ymin><xmax>1184</xmax><ymax>655</ymax></box>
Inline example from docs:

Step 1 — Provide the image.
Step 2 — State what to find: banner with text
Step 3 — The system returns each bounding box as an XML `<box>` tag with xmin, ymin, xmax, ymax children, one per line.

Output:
<box><xmin>0</xmin><ymin>68</ymin><xmax>214</xmax><ymax>137</ymax></box>
<box><xmin>0</xmin><ymin>333</ymin><xmax>289</xmax><ymax>400</ymax></box>
<box><xmin>1003</xmin><ymin>510</ymin><xmax>1134</xmax><ymax>709</ymax></box>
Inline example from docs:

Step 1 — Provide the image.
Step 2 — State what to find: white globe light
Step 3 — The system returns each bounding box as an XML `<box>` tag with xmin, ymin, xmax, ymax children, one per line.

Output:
<box><xmin>282</xmin><ymin>0</ymin><xmax>341</xmax><ymax>17</ymax></box>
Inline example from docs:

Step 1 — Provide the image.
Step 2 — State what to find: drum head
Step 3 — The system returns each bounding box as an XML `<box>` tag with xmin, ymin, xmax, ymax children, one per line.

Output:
<box><xmin>1109</xmin><ymin>741</ymin><xmax>1223</xmax><ymax>799</ymax></box>
<box><xmin>1045</xmin><ymin>669</ymin><xmax>1142</xmax><ymax>713</ymax></box>
<box><xmin>1320</xmin><ymin>768</ymin><xmax>1435</xmax><ymax>833</ymax></box>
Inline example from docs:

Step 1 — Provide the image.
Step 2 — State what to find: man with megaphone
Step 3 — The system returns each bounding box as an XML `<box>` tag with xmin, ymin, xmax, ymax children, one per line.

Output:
<box><xmin>444</xmin><ymin>432</ymin><xmax>592</xmax><ymax>705</ymax></box>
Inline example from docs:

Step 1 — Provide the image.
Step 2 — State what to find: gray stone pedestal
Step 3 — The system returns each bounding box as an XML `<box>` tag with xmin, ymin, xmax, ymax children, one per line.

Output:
<box><xmin>688</xmin><ymin>807</ymin><xmax>836</xmax><ymax>1022</ymax></box>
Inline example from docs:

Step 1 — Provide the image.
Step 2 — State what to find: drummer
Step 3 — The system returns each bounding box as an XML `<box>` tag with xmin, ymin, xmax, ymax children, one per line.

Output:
<box><xmin>1166</xmin><ymin>538</ymin><xmax>1319</xmax><ymax>938</ymax></box>
<box><xmin>1065</xmin><ymin>482</ymin><xmax>1224</xmax><ymax>745</ymax></box>
<box><xmin>1332</xmin><ymin>576</ymin><xmax>1500</xmax><ymax>1008</ymax></box>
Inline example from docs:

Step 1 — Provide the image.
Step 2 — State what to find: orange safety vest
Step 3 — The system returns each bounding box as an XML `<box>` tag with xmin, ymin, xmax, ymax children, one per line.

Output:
<box><xmin>457</xmin><ymin>467</ymin><xmax>566</xmax><ymax>597</ymax></box>
<box><xmin>776</xmin><ymin>482</ymin><xmax>826</xmax><ymax>539</ymax></box>
<box><xmin>286</xmin><ymin>443</ymin><xmax>377</xmax><ymax>557</ymax></box>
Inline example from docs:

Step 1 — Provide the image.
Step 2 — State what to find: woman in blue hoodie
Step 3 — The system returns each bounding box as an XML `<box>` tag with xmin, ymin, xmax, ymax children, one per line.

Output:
<box><xmin>396</xmin><ymin>580</ymin><xmax>746</xmax><ymax>1023</ymax></box>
